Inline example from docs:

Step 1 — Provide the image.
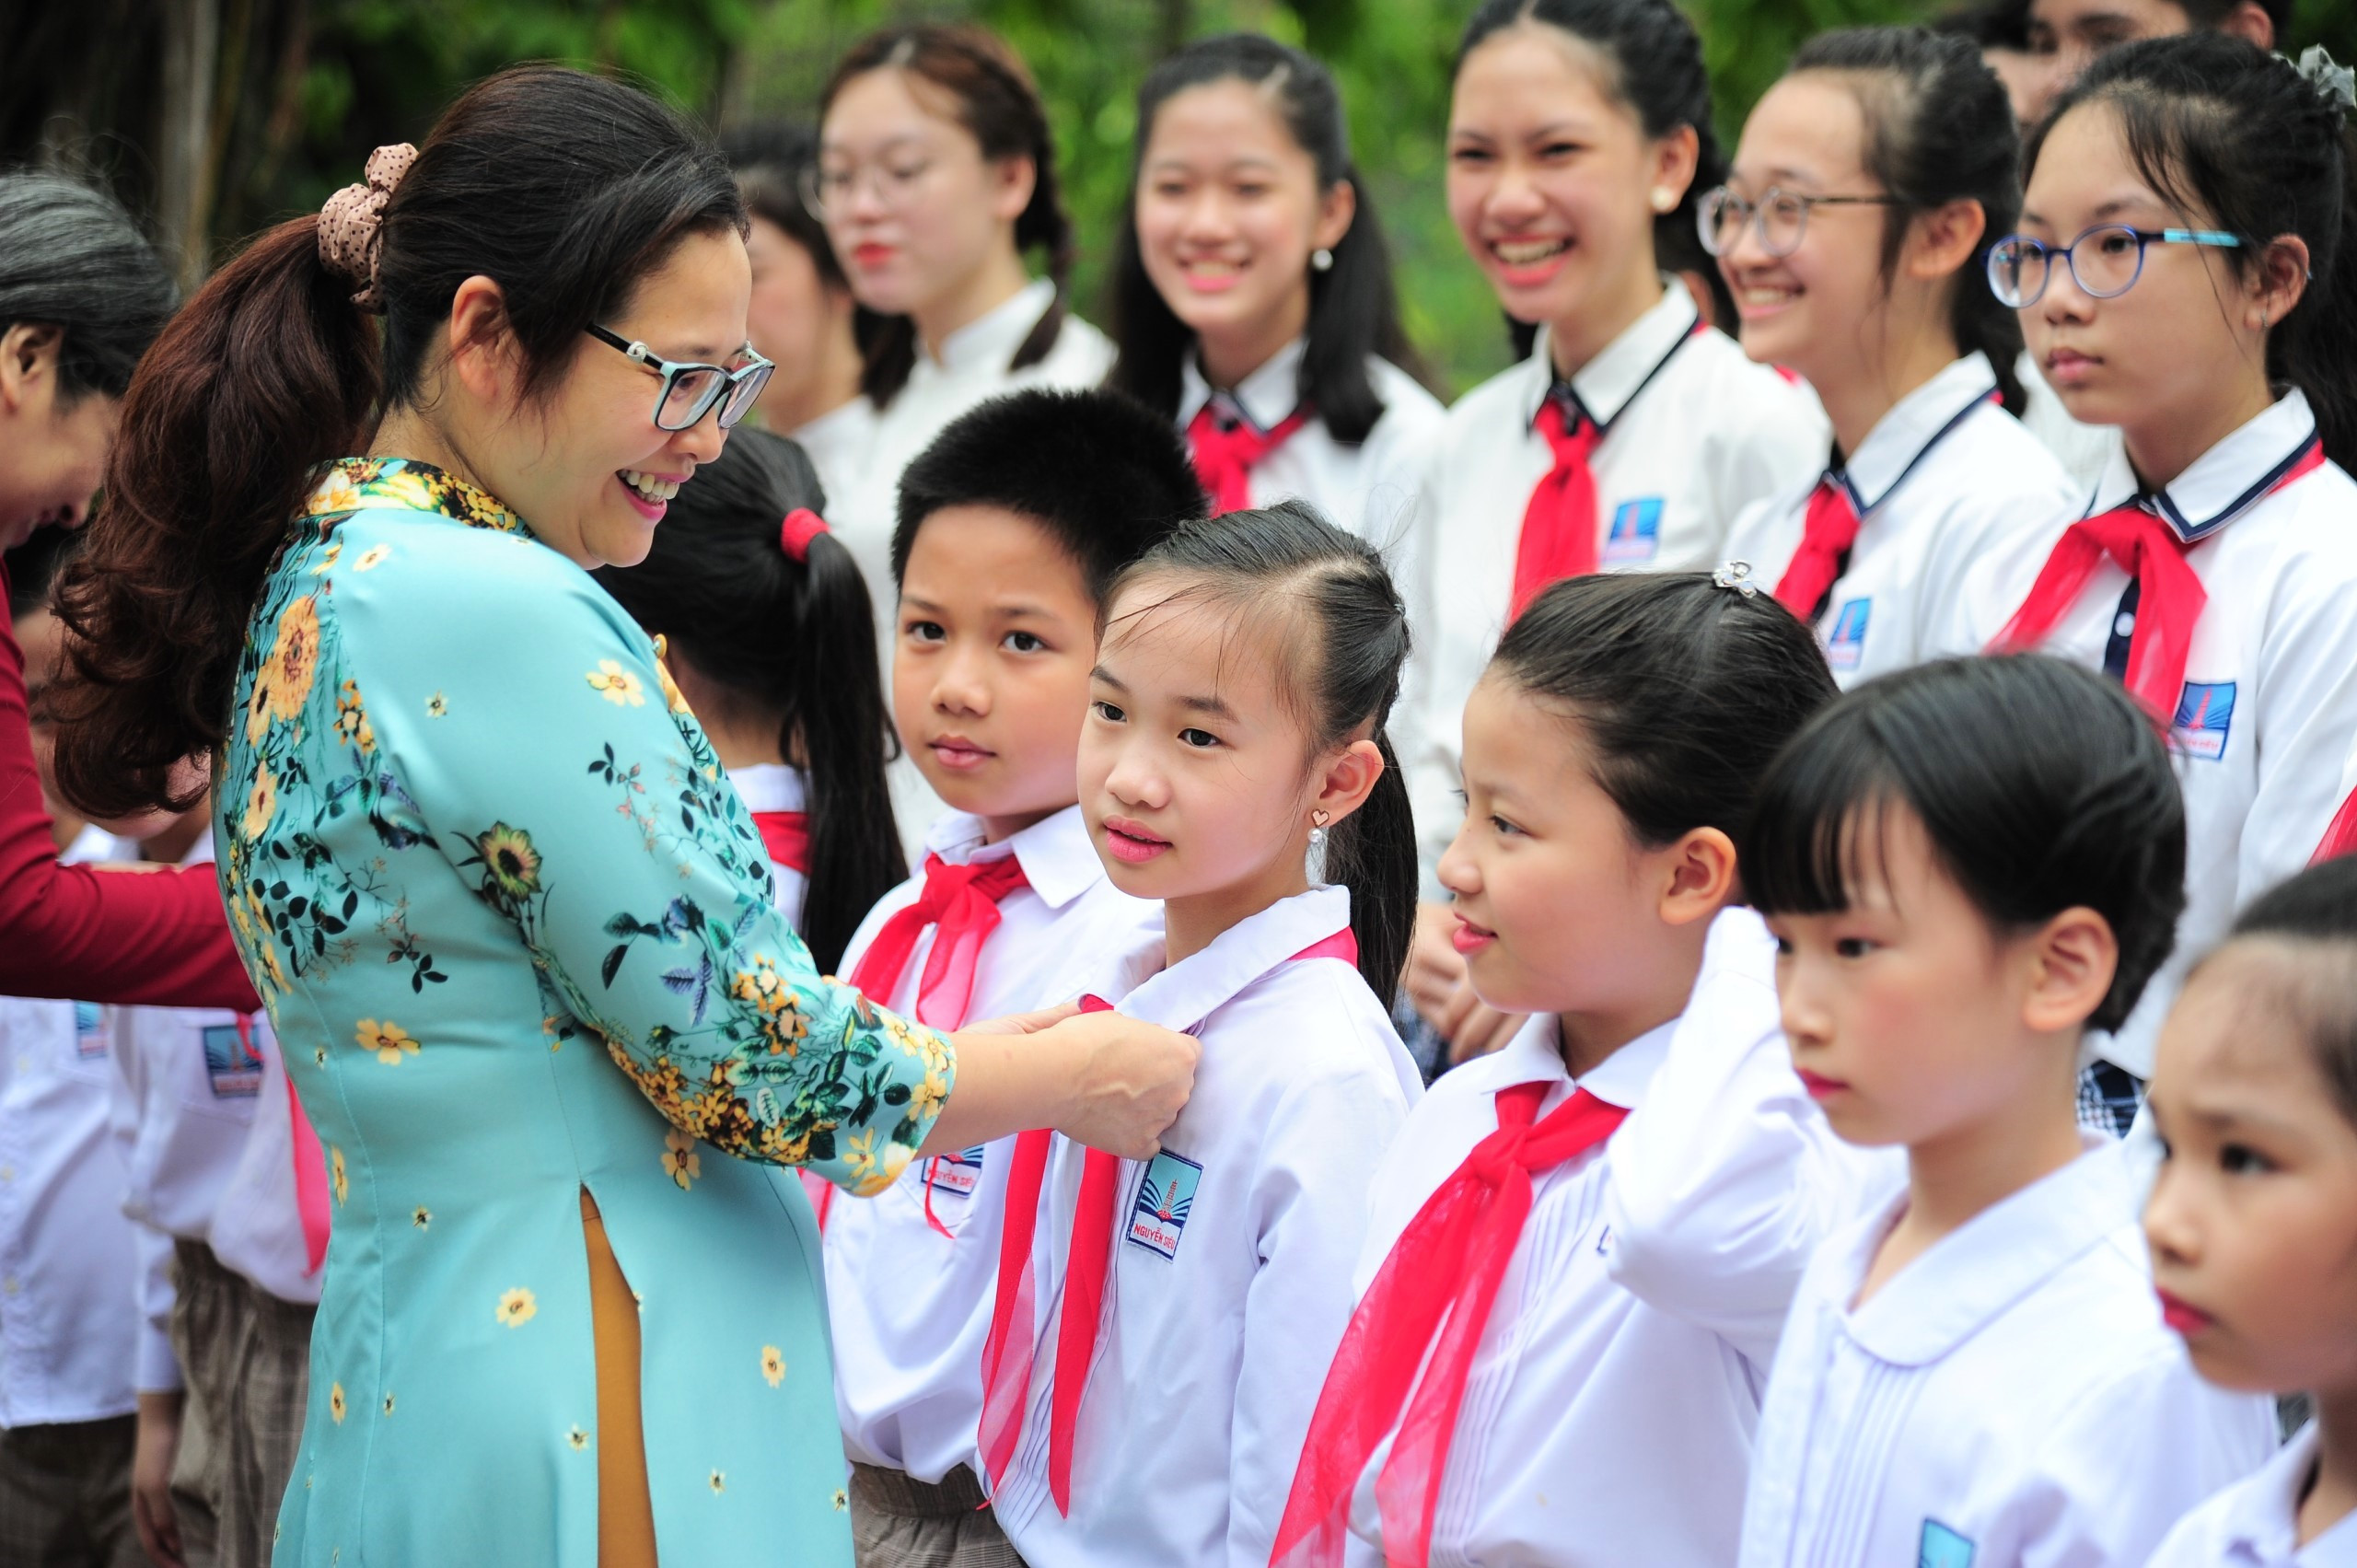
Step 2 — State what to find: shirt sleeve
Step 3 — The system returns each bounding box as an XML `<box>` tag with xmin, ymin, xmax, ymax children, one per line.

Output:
<box><xmin>0</xmin><ymin>574</ymin><xmax>255</xmax><ymax>1011</ymax></box>
<box><xmin>131</xmin><ymin>1219</ymin><xmax>182</xmax><ymax>1393</ymax></box>
<box><xmin>2240</xmin><ymin>547</ymin><xmax>2357</xmax><ymax>899</ymax></box>
<box><xmin>331</xmin><ymin>530</ymin><xmax>952</xmax><ymax>1195</ymax></box>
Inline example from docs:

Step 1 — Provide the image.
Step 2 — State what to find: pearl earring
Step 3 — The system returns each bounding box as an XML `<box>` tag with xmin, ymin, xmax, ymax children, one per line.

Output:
<box><xmin>1651</xmin><ymin>187</ymin><xmax>1676</xmax><ymax>213</ymax></box>
<box><xmin>1311</xmin><ymin>248</ymin><xmax>1334</xmax><ymax>273</ymax></box>
<box><xmin>1308</xmin><ymin>807</ymin><xmax>1331</xmax><ymax>847</ymax></box>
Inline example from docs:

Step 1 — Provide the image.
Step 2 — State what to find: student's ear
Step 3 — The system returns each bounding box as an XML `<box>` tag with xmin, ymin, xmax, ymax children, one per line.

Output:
<box><xmin>990</xmin><ymin>154</ymin><xmax>1039</xmax><ymax>226</ymax></box>
<box><xmin>1902</xmin><ymin>199</ymin><xmax>1988</xmax><ymax>284</ymax></box>
<box><xmin>1309</xmin><ymin>737</ymin><xmax>1386</xmax><ymax>830</ymax></box>
<box><xmin>2247</xmin><ymin>234</ymin><xmax>2312</xmax><ymax>335</ymax></box>
<box><xmin>0</xmin><ymin>322</ymin><xmax>64</xmax><ymax>420</ymax></box>
<box><xmin>2218</xmin><ymin>0</ymin><xmax>2275</xmax><ymax>50</ymax></box>
<box><xmin>1655</xmin><ymin>825</ymin><xmax>1737</xmax><ymax>928</ymax></box>
<box><xmin>1645</xmin><ymin>124</ymin><xmax>1701</xmax><ymax>219</ymax></box>
<box><xmin>1312</xmin><ymin>178</ymin><xmax>1358</xmax><ymax>257</ymax></box>
<box><xmin>2021</xmin><ymin>905</ymin><xmax>2119</xmax><ymax>1034</ymax></box>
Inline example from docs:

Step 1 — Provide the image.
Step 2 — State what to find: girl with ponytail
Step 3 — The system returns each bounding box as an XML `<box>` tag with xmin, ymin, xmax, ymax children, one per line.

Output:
<box><xmin>1720</xmin><ymin>26</ymin><xmax>2078</xmax><ymax>689</ymax></box>
<box><xmin>1394</xmin><ymin>0</ymin><xmax>1829</xmax><ymax>1063</ymax></box>
<box><xmin>810</xmin><ymin>23</ymin><xmax>1115</xmax><ymax>647</ymax></box>
<box><xmin>977</xmin><ymin>499</ymin><xmax>1422</xmax><ymax>1566</ymax></box>
<box><xmin>593</xmin><ymin>425</ymin><xmax>902</xmax><ymax>974</ymax></box>
<box><xmin>1105</xmin><ymin>33</ymin><xmax>1445</xmax><ymax>542</ymax></box>
<box><xmin>43</xmin><ymin>63</ymin><xmax>1196</xmax><ymax>1568</ymax></box>
<box><xmin>1953</xmin><ymin>32</ymin><xmax>2357</xmax><ymax>1133</ymax></box>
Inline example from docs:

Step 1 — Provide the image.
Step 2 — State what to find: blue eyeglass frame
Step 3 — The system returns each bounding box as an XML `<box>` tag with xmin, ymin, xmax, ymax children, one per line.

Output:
<box><xmin>1986</xmin><ymin>224</ymin><xmax>2245</xmax><ymax>308</ymax></box>
<box><xmin>584</xmin><ymin>324</ymin><xmax>775</xmax><ymax>432</ymax></box>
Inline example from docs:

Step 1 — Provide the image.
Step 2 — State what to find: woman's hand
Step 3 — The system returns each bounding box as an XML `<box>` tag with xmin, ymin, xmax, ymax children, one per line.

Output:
<box><xmin>1047</xmin><ymin>1007</ymin><xmax>1200</xmax><ymax>1158</ymax></box>
<box><xmin>927</xmin><ymin>1008</ymin><xmax>1200</xmax><ymax>1159</ymax></box>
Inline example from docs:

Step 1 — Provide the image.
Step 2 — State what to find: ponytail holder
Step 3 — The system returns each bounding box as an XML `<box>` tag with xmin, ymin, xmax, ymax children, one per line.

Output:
<box><xmin>318</xmin><ymin>143</ymin><xmax>419</xmax><ymax>312</ymax></box>
<box><xmin>1710</xmin><ymin>560</ymin><xmax>1760</xmax><ymax>598</ymax></box>
<box><xmin>2300</xmin><ymin>45</ymin><xmax>2356</xmax><ymax>113</ymax></box>
<box><xmin>781</xmin><ymin>507</ymin><xmax>830</xmax><ymax>563</ymax></box>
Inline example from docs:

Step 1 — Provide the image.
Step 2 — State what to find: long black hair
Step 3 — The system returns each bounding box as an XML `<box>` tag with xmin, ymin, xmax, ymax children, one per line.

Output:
<box><xmin>595</xmin><ymin>428</ymin><xmax>903</xmax><ymax>974</ymax></box>
<box><xmin>1456</xmin><ymin>0</ymin><xmax>1723</xmax><ymax>360</ymax></box>
<box><xmin>2029</xmin><ymin>34</ymin><xmax>2357</xmax><ymax>469</ymax></box>
<box><xmin>1788</xmin><ymin>28</ymin><xmax>2027</xmax><ymax>412</ymax></box>
<box><xmin>1104</xmin><ymin>34</ymin><xmax>1422</xmax><ymax>445</ymax></box>
<box><xmin>1741</xmin><ymin>656</ymin><xmax>2186</xmax><ymax>1033</ymax></box>
<box><xmin>1105</xmin><ymin>497</ymin><xmax>1414</xmax><ymax>1002</ymax></box>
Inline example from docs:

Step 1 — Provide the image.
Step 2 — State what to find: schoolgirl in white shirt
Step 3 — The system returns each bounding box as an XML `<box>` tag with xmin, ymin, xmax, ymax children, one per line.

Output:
<box><xmin>1736</xmin><ymin>656</ymin><xmax>2274</xmax><ymax>1568</ymax></box>
<box><xmin>1102</xmin><ymin>34</ymin><xmax>1445</xmax><ymax>546</ymax></box>
<box><xmin>1949</xmin><ymin>36</ymin><xmax>2357</xmax><ymax>1131</ymax></box>
<box><xmin>1397</xmin><ymin>0</ymin><xmax>1827</xmax><ymax>1062</ymax></box>
<box><xmin>1715</xmin><ymin>29</ymin><xmax>2074</xmax><ymax>689</ymax></box>
<box><xmin>811</xmin><ymin>24</ymin><xmax>1117</xmax><ymax>633</ymax></box>
<box><xmin>1271</xmin><ymin>571</ymin><xmax>1882</xmax><ymax>1568</ymax></box>
<box><xmin>723</xmin><ymin>122</ymin><xmax>877</xmax><ymax>510</ymax></box>
<box><xmin>977</xmin><ymin>503</ymin><xmax>1421</xmax><ymax>1568</ymax></box>
<box><xmin>2139</xmin><ymin>857</ymin><xmax>2357</xmax><ymax>1568</ymax></box>
<box><xmin>594</xmin><ymin>424</ymin><xmax>904</xmax><ymax>979</ymax></box>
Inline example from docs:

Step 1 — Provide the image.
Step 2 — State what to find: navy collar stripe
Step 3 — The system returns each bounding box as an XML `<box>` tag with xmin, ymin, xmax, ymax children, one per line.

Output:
<box><xmin>1549</xmin><ymin>321</ymin><xmax>1701</xmax><ymax>439</ymax></box>
<box><xmin>1833</xmin><ymin>388</ymin><xmax>1997</xmax><ymax>516</ymax></box>
<box><xmin>2100</xmin><ymin>432</ymin><xmax>2322</xmax><ymax>542</ymax></box>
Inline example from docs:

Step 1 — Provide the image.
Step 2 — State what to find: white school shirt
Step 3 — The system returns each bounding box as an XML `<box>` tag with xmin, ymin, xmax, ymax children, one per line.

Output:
<box><xmin>784</xmin><ymin>395</ymin><xmax>879</xmax><ymax>517</ymax></box>
<box><xmin>824</xmin><ymin>804</ymin><xmax>1157</xmax><ymax>1482</ymax></box>
<box><xmin>1738</xmin><ymin>1137</ymin><xmax>2276</xmax><ymax>1568</ymax></box>
<box><xmin>1177</xmin><ymin>337</ymin><xmax>1444</xmax><ymax>547</ymax></box>
<box><xmin>1723</xmin><ymin>353</ymin><xmax>2075</xmax><ymax>689</ymax></box>
<box><xmin>2148</xmin><ymin>1424</ymin><xmax>2357</xmax><ymax>1568</ymax></box>
<box><xmin>107</xmin><ymin>827</ymin><xmax>276</xmax><ymax>1391</ymax></box>
<box><xmin>728</xmin><ymin>761</ymin><xmax>810</xmax><ymax>929</ymax></box>
<box><xmin>2018</xmin><ymin>347</ymin><xmax>2125</xmax><ymax>495</ymax></box>
<box><xmin>1950</xmin><ymin>389</ymin><xmax>2357</xmax><ymax>1077</ymax></box>
<box><xmin>0</xmin><ymin>826</ymin><xmax>141</xmax><ymax>1428</ymax></box>
<box><xmin>1397</xmin><ymin>285</ymin><xmax>1829</xmax><ymax>880</ymax></box>
<box><xmin>203</xmin><ymin>1016</ymin><xmax>319</xmax><ymax>1307</ymax></box>
<box><xmin>1338</xmin><ymin>908</ymin><xmax>1898</xmax><ymax>1568</ymax></box>
<box><xmin>987</xmin><ymin>885</ymin><xmax>1421</xmax><ymax>1568</ymax></box>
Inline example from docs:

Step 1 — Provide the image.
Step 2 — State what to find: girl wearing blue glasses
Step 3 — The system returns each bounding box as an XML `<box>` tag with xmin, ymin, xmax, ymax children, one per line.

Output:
<box><xmin>1951</xmin><ymin>32</ymin><xmax>2357</xmax><ymax>1141</ymax></box>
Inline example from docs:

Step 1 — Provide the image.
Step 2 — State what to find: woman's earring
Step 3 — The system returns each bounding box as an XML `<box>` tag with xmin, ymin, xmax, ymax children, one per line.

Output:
<box><xmin>1651</xmin><ymin>187</ymin><xmax>1676</xmax><ymax>214</ymax></box>
<box><xmin>1311</xmin><ymin>248</ymin><xmax>1334</xmax><ymax>273</ymax></box>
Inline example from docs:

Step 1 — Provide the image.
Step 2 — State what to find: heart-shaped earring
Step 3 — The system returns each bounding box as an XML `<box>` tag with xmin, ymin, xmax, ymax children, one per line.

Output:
<box><xmin>1308</xmin><ymin>807</ymin><xmax>1332</xmax><ymax>848</ymax></box>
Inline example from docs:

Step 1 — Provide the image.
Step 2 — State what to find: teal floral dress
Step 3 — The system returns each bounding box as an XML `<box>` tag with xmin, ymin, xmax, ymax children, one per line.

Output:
<box><xmin>219</xmin><ymin>459</ymin><xmax>953</xmax><ymax>1566</ymax></box>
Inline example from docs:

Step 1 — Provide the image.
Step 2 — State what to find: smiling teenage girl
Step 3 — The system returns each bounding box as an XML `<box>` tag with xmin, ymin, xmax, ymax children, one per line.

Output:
<box><xmin>1720</xmin><ymin>29</ymin><xmax>2075</xmax><ymax>689</ymax></box>
<box><xmin>1106</xmin><ymin>34</ymin><xmax>1443</xmax><ymax>542</ymax></box>
<box><xmin>1395</xmin><ymin>0</ymin><xmax>1828</xmax><ymax>1063</ymax></box>
<box><xmin>1951</xmin><ymin>34</ymin><xmax>2357</xmax><ymax>1136</ymax></box>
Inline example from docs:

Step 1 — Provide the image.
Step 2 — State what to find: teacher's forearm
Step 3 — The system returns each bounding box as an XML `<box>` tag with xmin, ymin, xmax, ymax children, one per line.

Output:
<box><xmin>919</xmin><ymin>1026</ymin><xmax>1085</xmax><ymax>1155</ymax></box>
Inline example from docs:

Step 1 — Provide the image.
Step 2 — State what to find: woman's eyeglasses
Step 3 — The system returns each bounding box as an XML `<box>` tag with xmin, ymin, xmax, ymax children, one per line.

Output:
<box><xmin>1697</xmin><ymin>185</ymin><xmax>1900</xmax><ymax>259</ymax></box>
<box><xmin>585</xmin><ymin>326</ymin><xmax>774</xmax><ymax>432</ymax></box>
<box><xmin>1986</xmin><ymin>225</ymin><xmax>2245</xmax><ymax>308</ymax></box>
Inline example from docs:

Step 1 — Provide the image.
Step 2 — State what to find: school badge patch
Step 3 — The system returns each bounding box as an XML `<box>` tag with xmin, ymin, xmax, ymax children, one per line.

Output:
<box><xmin>203</xmin><ymin>1023</ymin><xmax>265</xmax><ymax>1098</ymax></box>
<box><xmin>1126</xmin><ymin>1151</ymin><xmax>1203</xmax><ymax>1260</ymax></box>
<box><xmin>1918</xmin><ymin>1518</ymin><xmax>1975</xmax><ymax>1568</ymax></box>
<box><xmin>74</xmin><ymin>1002</ymin><xmax>106</xmax><ymax>1061</ymax></box>
<box><xmin>925</xmin><ymin>1145</ymin><xmax>986</xmax><ymax>1200</ymax></box>
<box><xmin>1825</xmin><ymin>598</ymin><xmax>1872</xmax><ymax>673</ymax></box>
<box><xmin>1601</xmin><ymin>498</ymin><xmax>1665</xmax><ymax>564</ymax></box>
<box><xmin>2171</xmin><ymin>680</ymin><xmax>2236</xmax><ymax>762</ymax></box>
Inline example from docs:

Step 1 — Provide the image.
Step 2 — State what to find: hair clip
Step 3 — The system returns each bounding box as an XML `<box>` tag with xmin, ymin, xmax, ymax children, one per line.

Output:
<box><xmin>1710</xmin><ymin>560</ymin><xmax>1760</xmax><ymax>598</ymax></box>
<box><xmin>780</xmin><ymin>507</ymin><xmax>830</xmax><ymax>563</ymax></box>
<box><xmin>2301</xmin><ymin>45</ymin><xmax>2356</xmax><ymax>110</ymax></box>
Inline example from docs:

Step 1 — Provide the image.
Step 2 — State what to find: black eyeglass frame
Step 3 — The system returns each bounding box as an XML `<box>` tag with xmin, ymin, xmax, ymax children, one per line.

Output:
<box><xmin>584</xmin><ymin>324</ymin><xmax>775</xmax><ymax>432</ymax></box>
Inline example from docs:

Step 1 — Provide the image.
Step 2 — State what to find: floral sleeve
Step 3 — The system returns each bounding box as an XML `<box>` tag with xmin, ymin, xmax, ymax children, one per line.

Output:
<box><xmin>322</xmin><ymin>517</ymin><xmax>949</xmax><ymax>1196</ymax></box>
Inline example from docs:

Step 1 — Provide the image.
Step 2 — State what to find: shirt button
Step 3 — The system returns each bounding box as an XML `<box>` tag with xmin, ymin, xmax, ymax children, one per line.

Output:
<box><xmin>5</xmin><ymin>1278</ymin><xmax>20</xmax><ymax>1295</ymax></box>
<box><xmin>0</xmin><ymin>1167</ymin><xmax>14</xmax><ymax>1182</ymax></box>
<box><xmin>2114</xmin><ymin>612</ymin><xmax>2137</xmax><ymax>638</ymax></box>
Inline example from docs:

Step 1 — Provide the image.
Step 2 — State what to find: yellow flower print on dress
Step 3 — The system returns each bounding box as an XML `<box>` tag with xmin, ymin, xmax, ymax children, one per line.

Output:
<box><xmin>586</xmin><ymin>660</ymin><xmax>645</xmax><ymax>707</ymax></box>
<box><xmin>845</xmin><ymin>1130</ymin><xmax>913</xmax><ymax>1198</ymax></box>
<box><xmin>331</xmin><ymin>1147</ymin><xmax>348</xmax><ymax>1205</ymax></box>
<box><xmin>329</xmin><ymin>1381</ymin><xmax>346</xmax><ymax>1423</ymax></box>
<box><xmin>729</xmin><ymin>960</ymin><xmax>810</xmax><ymax>1056</ymax></box>
<box><xmin>352</xmin><ymin>543</ymin><xmax>392</xmax><ymax>572</ymax></box>
<box><xmin>710</xmin><ymin>1471</ymin><xmax>726</xmax><ymax>1494</ymax></box>
<box><xmin>832</xmin><ymin>1489</ymin><xmax>849</xmax><ymax>1513</ymax></box>
<box><xmin>332</xmin><ymin>680</ymin><xmax>375</xmax><ymax>753</ymax></box>
<box><xmin>661</xmin><ymin>1128</ymin><xmax>702</xmax><ymax>1191</ymax></box>
<box><xmin>262</xmin><ymin>596</ymin><xmax>320</xmax><ymax>723</ymax></box>
<box><xmin>243</xmin><ymin>766</ymin><xmax>278</xmax><ymax>841</ymax></box>
<box><xmin>308</xmin><ymin>539</ymin><xmax>343</xmax><ymax>575</ymax></box>
<box><xmin>355</xmin><ymin>1018</ymin><xmax>420</xmax><ymax>1065</ymax></box>
<box><xmin>648</xmin><ymin>637</ymin><xmax>693</xmax><ymax>716</ymax></box>
<box><xmin>426</xmin><ymin>691</ymin><xmax>448</xmax><ymax>718</ymax></box>
<box><xmin>568</xmin><ymin>1425</ymin><xmax>588</xmax><ymax>1451</ymax></box>
<box><xmin>496</xmin><ymin>1287</ymin><xmax>537</xmax><ymax>1328</ymax></box>
<box><xmin>761</xmin><ymin>1345</ymin><xmax>785</xmax><ymax>1388</ymax></box>
<box><xmin>471</xmin><ymin>824</ymin><xmax>542</xmax><ymax>900</ymax></box>
<box><xmin>377</xmin><ymin>470</ymin><xmax>438</xmax><ymax>514</ymax></box>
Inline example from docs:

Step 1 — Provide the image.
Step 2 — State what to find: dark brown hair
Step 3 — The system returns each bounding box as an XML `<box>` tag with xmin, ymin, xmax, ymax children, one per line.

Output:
<box><xmin>819</xmin><ymin>25</ymin><xmax>1075</xmax><ymax>408</ymax></box>
<box><xmin>50</xmin><ymin>65</ymin><xmax>744</xmax><ymax>819</ymax></box>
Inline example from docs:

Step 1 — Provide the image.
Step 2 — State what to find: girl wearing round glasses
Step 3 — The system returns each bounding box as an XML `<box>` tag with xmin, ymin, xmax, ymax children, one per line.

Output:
<box><xmin>1393</xmin><ymin>0</ymin><xmax>1827</xmax><ymax>1067</ymax></box>
<box><xmin>1718</xmin><ymin>28</ymin><xmax>2076</xmax><ymax>691</ymax></box>
<box><xmin>1951</xmin><ymin>32</ymin><xmax>2357</xmax><ymax>1132</ymax></box>
<box><xmin>48</xmin><ymin>64</ymin><xmax>1200</xmax><ymax>1568</ymax></box>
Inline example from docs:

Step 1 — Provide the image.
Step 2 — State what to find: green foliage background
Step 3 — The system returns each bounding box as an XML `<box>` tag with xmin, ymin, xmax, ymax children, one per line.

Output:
<box><xmin>15</xmin><ymin>0</ymin><xmax>2357</xmax><ymax>394</ymax></box>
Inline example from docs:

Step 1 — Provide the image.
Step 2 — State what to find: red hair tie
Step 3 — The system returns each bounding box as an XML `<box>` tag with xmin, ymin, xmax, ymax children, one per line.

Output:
<box><xmin>780</xmin><ymin>507</ymin><xmax>830</xmax><ymax>563</ymax></box>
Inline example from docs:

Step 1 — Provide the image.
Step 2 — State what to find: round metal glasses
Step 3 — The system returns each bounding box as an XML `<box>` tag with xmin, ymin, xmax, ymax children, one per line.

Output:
<box><xmin>1697</xmin><ymin>185</ymin><xmax>1900</xmax><ymax>259</ymax></box>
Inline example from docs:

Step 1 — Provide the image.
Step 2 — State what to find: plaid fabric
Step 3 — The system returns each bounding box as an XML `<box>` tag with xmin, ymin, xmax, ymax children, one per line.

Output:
<box><xmin>0</xmin><ymin>1413</ymin><xmax>144</xmax><ymax>1567</ymax></box>
<box><xmin>171</xmin><ymin>1241</ymin><xmax>312</xmax><ymax>1568</ymax></box>
<box><xmin>2076</xmin><ymin>1061</ymin><xmax>2146</xmax><ymax>1139</ymax></box>
<box><xmin>851</xmin><ymin>1464</ymin><xmax>1025</xmax><ymax>1568</ymax></box>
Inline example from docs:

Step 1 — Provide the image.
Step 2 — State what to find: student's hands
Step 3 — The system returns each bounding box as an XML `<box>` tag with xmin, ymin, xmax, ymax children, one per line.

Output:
<box><xmin>131</xmin><ymin>1389</ymin><xmax>186</xmax><ymax>1568</ymax></box>
<box><xmin>1408</xmin><ymin>900</ymin><xmax>1525</xmax><ymax>1065</ymax></box>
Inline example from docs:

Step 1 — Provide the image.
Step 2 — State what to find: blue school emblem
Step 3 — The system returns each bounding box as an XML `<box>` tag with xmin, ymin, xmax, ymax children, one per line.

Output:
<box><xmin>1824</xmin><ymin>598</ymin><xmax>1872</xmax><ymax>673</ymax></box>
<box><xmin>2172</xmin><ymin>680</ymin><xmax>2236</xmax><ymax>762</ymax></box>
<box><xmin>74</xmin><ymin>1001</ymin><xmax>105</xmax><ymax>1061</ymax></box>
<box><xmin>1919</xmin><ymin>1519</ymin><xmax>1975</xmax><ymax>1568</ymax></box>
<box><xmin>925</xmin><ymin>1145</ymin><xmax>986</xmax><ymax>1201</ymax></box>
<box><xmin>203</xmin><ymin>1024</ymin><xmax>264</xmax><ymax>1098</ymax></box>
<box><xmin>1126</xmin><ymin>1151</ymin><xmax>1204</xmax><ymax>1261</ymax></box>
<box><xmin>1600</xmin><ymin>498</ymin><xmax>1665</xmax><ymax>564</ymax></box>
